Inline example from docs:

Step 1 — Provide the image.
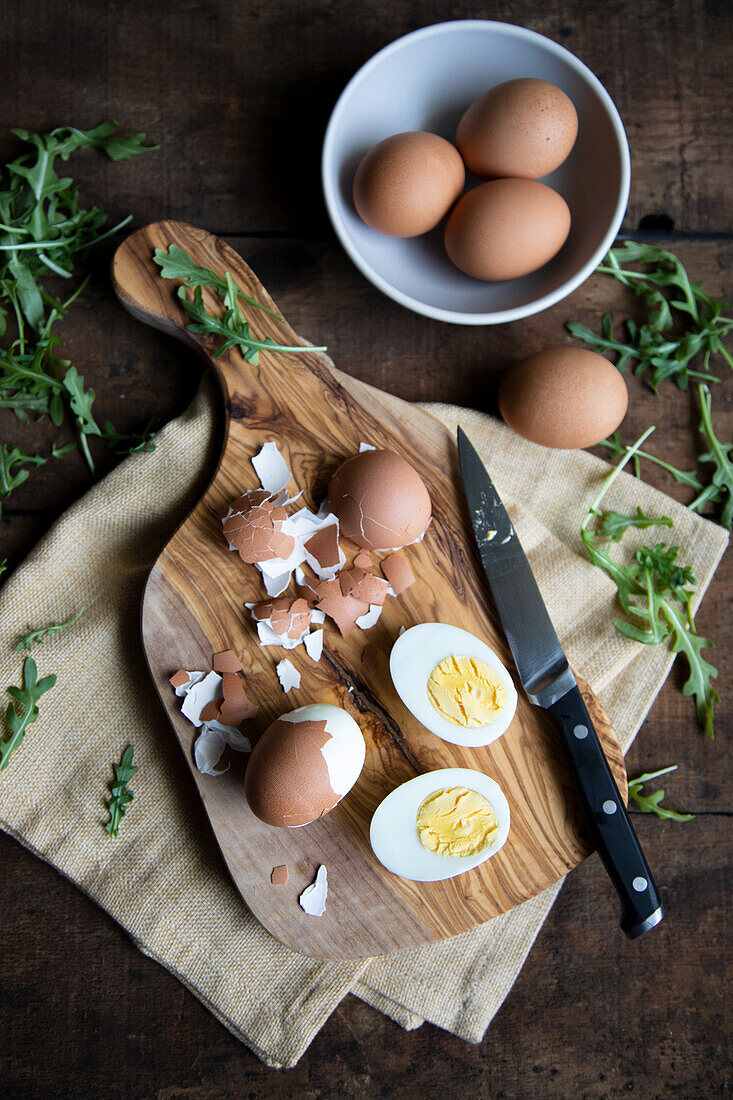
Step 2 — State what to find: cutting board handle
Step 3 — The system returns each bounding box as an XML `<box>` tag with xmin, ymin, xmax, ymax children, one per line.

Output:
<box><xmin>111</xmin><ymin>220</ymin><xmax>323</xmax><ymax>393</ymax></box>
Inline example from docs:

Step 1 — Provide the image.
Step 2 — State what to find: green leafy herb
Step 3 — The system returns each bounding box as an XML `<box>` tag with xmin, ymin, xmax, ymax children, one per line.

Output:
<box><xmin>15</xmin><ymin>607</ymin><xmax>84</xmax><ymax>651</ymax></box>
<box><xmin>582</xmin><ymin>428</ymin><xmax>719</xmax><ymax>737</ymax></box>
<box><xmin>694</xmin><ymin>384</ymin><xmax>733</xmax><ymax>527</ymax></box>
<box><xmin>628</xmin><ymin>765</ymin><xmax>694</xmax><ymax>822</ymax></box>
<box><xmin>0</xmin><ymin>558</ymin><xmax>7</xmax><ymax>581</ymax></box>
<box><xmin>102</xmin><ymin>417</ymin><xmax>157</xmax><ymax>456</ymax></box>
<box><xmin>598</xmin><ymin>383</ymin><xmax>733</xmax><ymax>529</ymax></box>
<box><xmin>597</xmin><ymin>506</ymin><xmax>672</xmax><ymax>542</ymax></box>
<box><xmin>153</xmin><ymin>245</ymin><xmax>327</xmax><ymax>366</ymax></box>
<box><xmin>567</xmin><ymin>241</ymin><xmax>733</xmax><ymax>393</ymax></box>
<box><xmin>0</xmin><ymin>122</ymin><xmax>157</xmax><ymax>501</ymax></box>
<box><xmin>0</xmin><ymin>443</ymin><xmax>46</xmax><ymax>515</ymax></box>
<box><xmin>0</xmin><ymin>656</ymin><xmax>56</xmax><ymax>771</ymax></box>
<box><xmin>105</xmin><ymin>744</ymin><xmax>138</xmax><ymax>837</ymax></box>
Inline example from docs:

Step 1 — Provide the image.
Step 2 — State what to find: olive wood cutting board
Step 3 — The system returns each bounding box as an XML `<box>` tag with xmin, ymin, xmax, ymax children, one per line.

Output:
<box><xmin>112</xmin><ymin>220</ymin><xmax>627</xmax><ymax>960</ymax></box>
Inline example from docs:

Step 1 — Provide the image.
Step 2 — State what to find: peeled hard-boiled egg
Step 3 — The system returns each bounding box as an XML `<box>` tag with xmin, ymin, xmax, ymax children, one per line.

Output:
<box><xmin>390</xmin><ymin>623</ymin><xmax>517</xmax><ymax>747</ymax></box>
<box><xmin>328</xmin><ymin>448</ymin><xmax>431</xmax><ymax>551</ymax></box>
<box><xmin>498</xmin><ymin>346</ymin><xmax>629</xmax><ymax>449</ymax></box>
<box><xmin>456</xmin><ymin>78</ymin><xmax>578</xmax><ymax>180</ymax></box>
<box><xmin>353</xmin><ymin>131</ymin><xmax>465</xmax><ymax>238</ymax></box>
<box><xmin>244</xmin><ymin>703</ymin><xmax>365</xmax><ymax>827</ymax></box>
<box><xmin>370</xmin><ymin>768</ymin><xmax>510</xmax><ymax>881</ymax></box>
<box><xmin>444</xmin><ymin>179</ymin><xmax>571</xmax><ymax>281</ymax></box>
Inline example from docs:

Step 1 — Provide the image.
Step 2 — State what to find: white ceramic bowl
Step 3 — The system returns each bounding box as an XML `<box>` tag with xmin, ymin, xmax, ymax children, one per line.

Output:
<box><xmin>322</xmin><ymin>20</ymin><xmax>630</xmax><ymax>325</ymax></box>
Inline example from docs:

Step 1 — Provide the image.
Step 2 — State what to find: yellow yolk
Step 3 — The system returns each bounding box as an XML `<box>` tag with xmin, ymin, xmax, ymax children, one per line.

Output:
<box><xmin>427</xmin><ymin>655</ymin><xmax>507</xmax><ymax>728</ymax></box>
<box><xmin>416</xmin><ymin>786</ymin><xmax>498</xmax><ymax>857</ymax></box>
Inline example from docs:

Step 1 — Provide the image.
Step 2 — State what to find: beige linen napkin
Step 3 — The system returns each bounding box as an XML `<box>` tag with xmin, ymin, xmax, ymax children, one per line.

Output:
<box><xmin>0</xmin><ymin>377</ymin><xmax>727</xmax><ymax>1068</ymax></box>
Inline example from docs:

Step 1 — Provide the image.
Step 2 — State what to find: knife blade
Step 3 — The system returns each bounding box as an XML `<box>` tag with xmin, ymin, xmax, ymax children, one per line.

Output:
<box><xmin>457</xmin><ymin>426</ymin><xmax>663</xmax><ymax>939</ymax></box>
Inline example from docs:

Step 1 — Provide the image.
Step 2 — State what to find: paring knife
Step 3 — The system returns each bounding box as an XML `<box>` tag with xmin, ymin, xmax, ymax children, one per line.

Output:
<box><xmin>457</xmin><ymin>427</ymin><xmax>663</xmax><ymax>939</ymax></box>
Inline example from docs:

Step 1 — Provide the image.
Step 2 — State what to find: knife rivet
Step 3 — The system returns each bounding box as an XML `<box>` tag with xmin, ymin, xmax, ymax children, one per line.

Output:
<box><xmin>632</xmin><ymin>877</ymin><xmax>648</xmax><ymax>893</ymax></box>
<box><xmin>603</xmin><ymin>799</ymin><xmax>617</xmax><ymax>815</ymax></box>
<box><xmin>573</xmin><ymin>724</ymin><xmax>589</xmax><ymax>739</ymax></box>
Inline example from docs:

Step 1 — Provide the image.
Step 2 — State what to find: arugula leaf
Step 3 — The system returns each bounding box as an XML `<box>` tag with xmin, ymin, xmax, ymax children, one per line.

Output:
<box><xmin>0</xmin><ymin>656</ymin><xmax>57</xmax><ymax>771</ymax></box>
<box><xmin>15</xmin><ymin>607</ymin><xmax>84</xmax><ymax>651</ymax></box>
<box><xmin>570</xmin><ymin>242</ymin><xmax>732</xmax><ymax>393</ymax></box>
<box><xmin>597</xmin><ymin>506</ymin><xmax>672</xmax><ymax>541</ymax></box>
<box><xmin>582</xmin><ymin>429</ymin><xmax>719</xmax><ymax>736</ymax></box>
<box><xmin>0</xmin><ymin>123</ymin><xmax>157</xmax><ymax>495</ymax></box>
<box><xmin>105</xmin><ymin>745</ymin><xmax>138</xmax><ymax>837</ymax></box>
<box><xmin>694</xmin><ymin>384</ymin><xmax>733</xmax><ymax>528</ymax></box>
<box><xmin>61</xmin><ymin>366</ymin><xmax>102</xmax><ymax>472</ymax></box>
<box><xmin>0</xmin><ymin>444</ymin><xmax>46</xmax><ymax>516</ymax></box>
<box><xmin>598</xmin><ymin>384</ymin><xmax>733</xmax><ymax>529</ymax></box>
<box><xmin>153</xmin><ymin>245</ymin><xmax>284</xmax><ymax>319</ymax></box>
<box><xmin>102</xmin><ymin>418</ymin><xmax>157</xmax><ymax>455</ymax></box>
<box><xmin>628</xmin><ymin>766</ymin><xmax>694</xmax><ymax>821</ymax></box>
<box><xmin>153</xmin><ymin>245</ymin><xmax>326</xmax><ymax>364</ymax></box>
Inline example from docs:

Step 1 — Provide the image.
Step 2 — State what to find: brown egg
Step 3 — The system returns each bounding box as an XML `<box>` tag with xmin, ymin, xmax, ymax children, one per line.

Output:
<box><xmin>498</xmin><ymin>347</ymin><xmax>629</xmax><ymax>449</ymax></box>
<box><xmin>328</xmin><ymin>449</ymin><xmax>431</xmax><ymax>551</ymax></box>
<box><xmin>444</xmin><ymin>179</ymin><xmax>570</xmax><ymax>281</ymax></box>
<box><xmin>456</xmin><ymin>78</ymin><xmax>578</xmax><ymax>180</ymax></box>
<box><xmin>244</xmin><ymin>704</ymin><xmax>365</xmax><ymax>828</ymax></box>
<box><xmin>353</xmin><ymin>131</ymin><xmax>465</xmax><ymax>238</ymax></box>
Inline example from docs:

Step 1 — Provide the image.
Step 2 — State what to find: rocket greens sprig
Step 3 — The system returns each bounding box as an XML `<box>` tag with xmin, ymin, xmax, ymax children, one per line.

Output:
<box><xmin>0</xmin><ymin>122</ymin><xmax>158</xmax><ymax>502</ymax></box>
<box><xmin>628</xmin><ymin>765</ymin><xmax>694</xmax><ymax>822</ymax></box>
<box><xmin>0</xmin><ymin>656</ymin><xmax>57</xmax><ymax>771</ymax></box>
<box><xmin>153</xmin><ymin>245</ymin><xmax>327</xmax><ymax>366</ymax></box>
<box><xmin>582</xmin><ymin>428</ymin><xmax>718</xmax><ymax>737</ymax></box>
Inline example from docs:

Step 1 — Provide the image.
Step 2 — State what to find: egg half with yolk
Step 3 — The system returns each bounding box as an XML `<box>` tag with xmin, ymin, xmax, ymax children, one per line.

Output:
<box><xmin>370</xmin><ymin>768</ymin><xmax>510</xmax><ymax>881</ymax></box>
<box><xmin>390</xmin><ymin>623</ymin><xmax>517</xmax><ymax>747</ymax></box>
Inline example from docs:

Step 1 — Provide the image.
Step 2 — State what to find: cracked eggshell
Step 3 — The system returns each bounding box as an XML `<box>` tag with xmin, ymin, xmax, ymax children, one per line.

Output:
<box><xmin>328</xmin><ymin>449</ymin><xmax>431</xmax><ymax>551</ymax></box>
<box><xmin>244</xmin><ymin>703</ymin><xmax>365</xmax><ymax>827</ymax></box>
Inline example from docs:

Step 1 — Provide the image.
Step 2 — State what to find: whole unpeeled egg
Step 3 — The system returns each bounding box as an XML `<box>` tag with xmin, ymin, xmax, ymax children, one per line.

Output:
<box><xmin>390</xmin><ymin>623</ymin><xmax>517</xmax><ymax>748</ymax></box>
<box><xmin>353</xmin><ymin>131</ymin><xmax>465</xmax><ymax>238</ymax></box>
<box><xmin>244</xmin><ymin>703</ymin><xmax>365</xmax><ymax>827</ymax></box>
<box><xmin>457</xmin><ymin>78</ymin><xmax>578</xmax><ymax>180</ymax></box>
<box><xmin>498</xmin><ymin>346</ymin><xmax>629</xmax><ymax>449</ymax></box>
<box><xmin>444</xmin><ymin>179</ymin><xmax>571</xmax><ymax>281</ymax></box>
<box><xmin>370</xmin><ymin>768</ymin><xmax>511</xmax><ymax>881</ymax></box>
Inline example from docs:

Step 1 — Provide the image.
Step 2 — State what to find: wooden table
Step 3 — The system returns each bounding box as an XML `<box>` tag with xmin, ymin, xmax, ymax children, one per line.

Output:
<box><xmin>1</xmin><ymin>2</ymin><xmax>730</xmax><ymax>1096</ymax></box>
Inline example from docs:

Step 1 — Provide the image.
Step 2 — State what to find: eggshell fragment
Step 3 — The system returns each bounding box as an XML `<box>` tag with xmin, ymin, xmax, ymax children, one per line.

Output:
<box><xmin>271</xmin><ymin>865</ymin><xmax>289</xmax><ymax>886</ymax></box>
<box><xmin>444</xmin><ymin>179</ymin><xmax>571</xmax><ymax>282</ymax></box>
<box><xmin>299</xmin><ymin>865</ymin><xmax>328</xmax><ymax>916</ymax></box>
<box><xmin>353</xmin><ymin>131</ymin><xmax>465</xmax><ymax>238</ymax></box>
<box><xmin>498</xmin><ymin>347</ymin><xmax>629</xmax><ymax>449</ymax></box>
<box><xmin>457</xmin><ymin>78</ymin><xmax>578</xmax><ymax>180</ymax></box>
<box><xmin>212</xmin><ymin>650</ymin><xmax>243</xmax><ymax>673</ymax></box>
<box><xmin>381</xmin><ymin>553</ymin><xmax>415</xmax><ymax>596</ymax></box>
<box><xmin>276</xmin><ymin>659</ymin><xmax>301</xmax><ymax>693</ymax></box>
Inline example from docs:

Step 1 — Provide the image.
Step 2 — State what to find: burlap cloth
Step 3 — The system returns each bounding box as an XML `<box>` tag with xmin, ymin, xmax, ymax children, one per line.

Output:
<box><xmin>0</xmin><ymin>376</ymin><xmax>727</xmax><ymax>1068</ymax></box>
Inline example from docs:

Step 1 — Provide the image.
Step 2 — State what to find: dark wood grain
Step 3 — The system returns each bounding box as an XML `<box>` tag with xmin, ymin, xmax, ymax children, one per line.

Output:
<box><xmin>0</xmin><ymin>0</ymin><xmax>730</xmax><ymax>1093</ymax></box>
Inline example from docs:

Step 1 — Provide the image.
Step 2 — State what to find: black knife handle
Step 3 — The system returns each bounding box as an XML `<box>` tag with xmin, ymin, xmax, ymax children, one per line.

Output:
<box><xmin>548</xmin><ymin>685</ymin><xmax>663</xmax><ymax>939</ymax></box>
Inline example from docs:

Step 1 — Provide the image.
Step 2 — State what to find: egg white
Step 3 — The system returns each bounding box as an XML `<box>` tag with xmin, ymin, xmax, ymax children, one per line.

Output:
<box><xmin>389</xmin><ymin>623</ymin><xmax>518</xmax><ymax>747</ymax></box>
<box><xmin>369</xmin><ymin>768</ymin><xmax>510</xmax><ymax>881</ymax></box>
